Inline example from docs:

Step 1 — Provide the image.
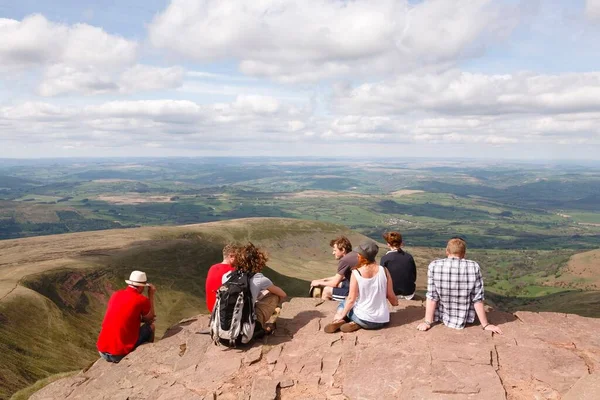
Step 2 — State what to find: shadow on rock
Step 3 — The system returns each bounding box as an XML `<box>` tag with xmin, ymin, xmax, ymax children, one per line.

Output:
<box><xmin>488</xmin><ymin>309</ymin><xmax>518</xmax><ymax>326</ymax></box>
<box><xmin>161</xmin><ymin>317</ymin><xmax>199</xmax><ymax>339</ymax></box>
<box><xmin>388</xmin><ymin>305</ymin><xmax>425</xmax><ymax>328</ymax></box>
<box><xmin>266</xmin><ymin>310</ymin><xmax>326</xmax><ymax>345</ymax></box>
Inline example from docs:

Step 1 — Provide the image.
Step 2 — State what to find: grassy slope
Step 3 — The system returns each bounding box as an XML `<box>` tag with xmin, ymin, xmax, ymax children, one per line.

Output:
<box><xmin>0</xmin><ymin>218</ymin><xmax>365</xmax><ymax>398</ymax></box>
<box><xmin>1</xmin><ymin>218</ymin><xmax>599</xmax><ymax>398</ymax></box>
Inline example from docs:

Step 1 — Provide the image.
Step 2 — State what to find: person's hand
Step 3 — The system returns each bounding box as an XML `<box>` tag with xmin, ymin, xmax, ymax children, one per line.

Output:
<box><xmin>147</xmin><ymin>283</ymin><xmax>156</xmax><ymax>295</ymax></box>
<box><xmin>311</xmin><ymin>280</ymin><xmax>320</xmax><ymax>287</ymax></box>
<box><xmin>484</xmin><ymin>324</ymin><xmax>503</xmax><ymax>334</ymax></box>
<box><xmin>332</xmin><ymin>319</ymin><xmax>345</xmax><ymax>324</ymax></box>
<box><xmin>416</xmin><ymin>322</ymin><xmax>431</xmax><ymax>331</ymax></box>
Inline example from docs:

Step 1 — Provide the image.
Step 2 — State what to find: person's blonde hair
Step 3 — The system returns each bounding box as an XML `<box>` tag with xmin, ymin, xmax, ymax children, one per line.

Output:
<box><xmin>233</xmin><ymin>243</ymin><xmax>268</xmax><ymax>274</ymax></box>
<box><xmin>222</xmin><ymin>243</ymin><xmax>237</xmax><ymax>258</ymax></box>
<box><xmin>446</xmin><ymin>238</ymin><xmax>466</xmax><ymax>257</ymax></box>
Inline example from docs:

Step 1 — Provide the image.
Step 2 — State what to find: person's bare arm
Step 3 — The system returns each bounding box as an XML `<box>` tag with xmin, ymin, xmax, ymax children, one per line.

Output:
<box><xmin>385</xmin><ymin>269</ymin><xmax>398</xmax><ymax>306</ymax></box>
<box><xmin>266</xmin><ymin>284</ymin><xmax>287</xmax><ymax>300</ymax></box>
<box><xmin>474</xmin><ymin>302</ymin><xmax>502</xmax><ymax>334</ymax></box>
<box><xmin>417</xmin><ymin>299</ymin><xmax>437</xmax><ymax>331</ymax></box>
<box><xmin>311</xmin><ymin>274</ymin><xmax>344</xmax><ymax>288</ymax></box>
<box><xmin>334</xmin><ymin>273</ymin><xmax>358</xmax><ymax>322</ymax></box>
<box><xmin>141</xmin><ymin>284</ymin><xmax>156</xmax><ymax>323</ymax></box>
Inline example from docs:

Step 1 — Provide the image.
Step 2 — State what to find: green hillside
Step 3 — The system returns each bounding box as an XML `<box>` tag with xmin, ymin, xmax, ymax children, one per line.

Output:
<box><xmin>0</xmin><ymin>218</ymin><xmax>364</xmax><ymax>399</ymax></box>
<box><xmin>1</xmin><ymin>218</ymin><xmax>599</xmax><ymax>399</ymax></box>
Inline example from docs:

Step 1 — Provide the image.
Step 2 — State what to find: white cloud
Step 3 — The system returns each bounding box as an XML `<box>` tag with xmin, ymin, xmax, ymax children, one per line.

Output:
<box><xmin>586</xmin><ymin>0</ymin><xmax>600</xmax><ymax>21</ymax></box>
<box><xmin>233</xmin><ymin>95</ymin><xmax>280</xmax><ymax>114</ymax></box>
<box><xmin>0</xmin><ymin>97</ymin><xmax>312</xmax><ymax>144</ymax></box>
<box><xmin>118</xmin><ymin>65</ymin><xmax>185</xmax><ymax>94</ymax></box>
<box><xmin>0</xmin><ymin>14</ymin><xmax>136</xmax><ymax>70</ymax></box>
<box><xmin>1</xmin><ymin>96</ymin><xmax>599</xmax><ymax>158</ymax></box>
<box><xmin>38</xmin><ymin>64</ymin><xmax>117</xmax><ymax>97</ymax></box>
<box><xmin>0</xmin><ymin>14</ymin><xmax>183</xmax><ymax>96</ymax></box>
<box><xmin>149</xmin><ymin>0</ymin><xmax>520</xmax><ymax>82</ymax></box>
<box><xmin>333</xmin><ymin>70</ymin><xmax>600</xmax><ymax>116</ymax></box>
<box><xmin>38</xmin><ymin>64</ymin><xmax>184</xmax><ymax>96</ymax></box>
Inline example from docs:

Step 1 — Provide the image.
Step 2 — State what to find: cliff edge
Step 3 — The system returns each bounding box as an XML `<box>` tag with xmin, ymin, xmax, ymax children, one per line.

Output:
<box><xmin>31</xmin><ymin>298</ymin><xmax>600</xmax><ymax>399</ymax></box>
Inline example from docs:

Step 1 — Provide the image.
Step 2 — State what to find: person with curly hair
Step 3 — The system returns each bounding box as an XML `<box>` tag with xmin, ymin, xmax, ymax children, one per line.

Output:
<box><xmin>222</xmin><ymin>243</ymin><xmax>286</xmax><ymax>336</ymax></box>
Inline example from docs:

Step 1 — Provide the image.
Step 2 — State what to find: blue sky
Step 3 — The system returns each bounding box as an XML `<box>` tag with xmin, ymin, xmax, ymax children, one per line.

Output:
<box><xmin>1</xmin><ymin>0</ymin><xmax>600</xmax><ymax>160</ymax></box>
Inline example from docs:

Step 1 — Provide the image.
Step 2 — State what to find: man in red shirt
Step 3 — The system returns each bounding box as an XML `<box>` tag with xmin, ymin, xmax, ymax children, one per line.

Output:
<box><xmin>205</xmin><ymin>244</ymin><xmax>236</xmax><ymax>312</ymax></box>
<box><xmin>97</xmin><ymin>270</ymin><xmax>156</xmax><ymax>363</ymax></box>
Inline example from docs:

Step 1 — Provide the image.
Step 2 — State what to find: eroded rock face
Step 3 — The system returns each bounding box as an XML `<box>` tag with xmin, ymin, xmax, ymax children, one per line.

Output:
<box><xmin>31</xmin><ymin>299</ymin><xmax>600</xmax><ymax>400</ymax></box>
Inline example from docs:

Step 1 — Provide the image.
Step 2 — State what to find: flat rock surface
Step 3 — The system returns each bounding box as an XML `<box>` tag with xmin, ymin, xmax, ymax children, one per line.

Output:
<box><xmin>31</xmin><ymin>298</ymin><xmax>600</xmax><ymax>400</ymax></box>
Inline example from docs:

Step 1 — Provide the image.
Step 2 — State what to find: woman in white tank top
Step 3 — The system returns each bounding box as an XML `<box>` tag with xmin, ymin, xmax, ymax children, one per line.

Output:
<box><xmin>324</xmin><ymin>241</ymin><xmax>398</xmax><ymax>333</ymax></box>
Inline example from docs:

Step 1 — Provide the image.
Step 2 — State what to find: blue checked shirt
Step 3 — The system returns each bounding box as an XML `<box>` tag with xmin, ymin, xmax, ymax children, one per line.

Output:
<box><xmin>426</xmin><ymin>257</ymin><xmax>485</xmax><ymax>329</ymax></box>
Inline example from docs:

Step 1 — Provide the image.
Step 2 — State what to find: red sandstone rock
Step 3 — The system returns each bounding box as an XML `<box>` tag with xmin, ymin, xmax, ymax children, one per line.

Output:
<box><xmin>30</xmin><ymin>298</ymin><xmax>600</xmax><ymax>400</ymax></box>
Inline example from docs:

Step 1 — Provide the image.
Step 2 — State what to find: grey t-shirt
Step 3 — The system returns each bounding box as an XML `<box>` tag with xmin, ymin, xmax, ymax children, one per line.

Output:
<box><xmin>222</xmin><ymin>272</ymin><xmax>273</xmax><ymax>303</ymax></box>
<box><xmin>337</xmin><ymin>251</ymin><xmax>358</xmax><ymax>281</ymax></box>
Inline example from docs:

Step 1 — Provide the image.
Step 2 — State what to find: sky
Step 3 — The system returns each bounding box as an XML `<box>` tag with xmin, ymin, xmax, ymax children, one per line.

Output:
<box><xmin>1</xmin><ymin>0</ymin><xmax>600</xmax><ymax>160</ymax></box>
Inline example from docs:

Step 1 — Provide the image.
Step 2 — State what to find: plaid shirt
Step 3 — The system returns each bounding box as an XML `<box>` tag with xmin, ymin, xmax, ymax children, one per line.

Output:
<box><xmin>426</xmin><ymin>257</ymin><xmax>485</xmax><ymax>329</ymax></box>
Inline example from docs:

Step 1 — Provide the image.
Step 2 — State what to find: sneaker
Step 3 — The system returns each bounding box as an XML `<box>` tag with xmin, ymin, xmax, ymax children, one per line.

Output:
<box><xmin>324</xmin><ymin>320</ymin><xmax>345</xmax><ymax>333</ymax></box>
<box><xmin>340</xmin><ymin>322</ymin><xmax>361</xmax><ymax>333</ymax></box>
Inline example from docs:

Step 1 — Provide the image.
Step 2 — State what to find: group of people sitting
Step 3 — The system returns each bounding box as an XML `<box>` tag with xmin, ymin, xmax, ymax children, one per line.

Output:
<box><xmin>312</xmin><ymin>234</ymin><xmax>502</xmax><ymax>334</ymax></box>
<box><xmin>96</xmin><ymin>232</ymin><xmax>501</xmax><ymax>362</ymax></box>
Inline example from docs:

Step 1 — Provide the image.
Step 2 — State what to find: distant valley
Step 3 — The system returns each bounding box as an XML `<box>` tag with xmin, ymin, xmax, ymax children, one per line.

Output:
<box><xmin>1</xmin><ymin>158</ymin><xmax>600</xmax><ymax>398</ymax></box>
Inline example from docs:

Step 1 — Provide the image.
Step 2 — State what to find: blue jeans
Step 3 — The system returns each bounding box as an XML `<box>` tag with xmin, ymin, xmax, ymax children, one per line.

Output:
<box><xmin>99</xmin><ymin>323</ymin><xmax>153</xmax><ymax>363</ymax></box>
<box><xmin>99</xmin><ymin>352</ymin><xmax>124</xmax><ymax>363</ymax></box>
<box><xmin>337</xmin><ymin>301</ymin><xmax>387</xmax><ymax>330</ymax></box>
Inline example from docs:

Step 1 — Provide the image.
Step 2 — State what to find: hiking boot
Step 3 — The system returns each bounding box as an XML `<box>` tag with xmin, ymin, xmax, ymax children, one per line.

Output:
<box><xmin>253</xmin><ymin>328</ymin><xmax>266</xmax><ymax>340</ymax></box>
<box><xmin>340</xmin><ymin>322</ymin><xmax>361</xmax><ymax>333</ymax></box>
<box><xmin>324</xmin><ymin>320</ymin><xmax>345</xmax><ymax>333</ymax></box>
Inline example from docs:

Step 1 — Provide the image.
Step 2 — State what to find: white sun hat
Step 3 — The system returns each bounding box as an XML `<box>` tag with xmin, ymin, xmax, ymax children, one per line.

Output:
<box><xmin>125</xmin><ymin>270</ymin><xmax>149</xmax><ymax>287</ymax></box>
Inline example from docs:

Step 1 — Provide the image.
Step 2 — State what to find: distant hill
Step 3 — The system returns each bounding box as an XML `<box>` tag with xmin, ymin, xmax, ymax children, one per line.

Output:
<box><xmin>0</xmin><ymin>217</ymin><xmax>598</xmax><ymax>399</ymax></box>
<box><xmin>0</xmin><ymin>218</ymin><xmax>384</xmax><ymax>398</ymax></box>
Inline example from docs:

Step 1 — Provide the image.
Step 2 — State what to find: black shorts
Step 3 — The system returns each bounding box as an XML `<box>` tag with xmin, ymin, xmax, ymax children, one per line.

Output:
<box><xmin>332</xmin><ymin>280</ymin><xmax>349</xmax><ymax>301</ymax></box>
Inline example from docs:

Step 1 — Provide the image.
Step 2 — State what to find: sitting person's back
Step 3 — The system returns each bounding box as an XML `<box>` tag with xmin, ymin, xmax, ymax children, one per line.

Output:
<box><xmin>416</xmin><ymin>237</ymin><xmax>502</xmax><ymax>334</ymax></box>
<box><xmin>221</xmin><ymin>243</ymin><xmax>286</xmax><ymax>337</ymax></box>
<box><xmin>205</xmin><ymin>244</ymin><xmax>237</xmax><ymax>312</ymax></box>
<box><xmin>380</xmin><ymin>231</ymin><xmax>417</xmax><ymax>299</ymax></box>
<box><xmin>97</xmin><ymin>270</ymin><xmax>156</xmax><ymax>363</ymax></box>
<box><xmin>351</xmin><ymin>263</ymin><xmax>389</xmax><ymax>325</ymax></box>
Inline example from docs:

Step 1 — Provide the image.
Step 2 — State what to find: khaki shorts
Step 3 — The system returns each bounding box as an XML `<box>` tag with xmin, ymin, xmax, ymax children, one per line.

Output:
<box><xmin>255</xmin><ymin>293</ymin><xmax>280</xmax><ymax>326</ymax></box>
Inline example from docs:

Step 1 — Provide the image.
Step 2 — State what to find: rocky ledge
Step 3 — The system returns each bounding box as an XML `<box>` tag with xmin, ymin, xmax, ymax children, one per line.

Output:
<box><xmin>31</xmin><ymin>298</ymin><xmax>600</xmax><ymax>400</ymax></box>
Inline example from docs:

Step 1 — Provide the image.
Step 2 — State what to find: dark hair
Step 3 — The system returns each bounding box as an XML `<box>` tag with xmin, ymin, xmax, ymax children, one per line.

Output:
<box><xmin>382</xmin><ymin>231</ymin><xmax>403</xmax><ymax>248</ymax></box>
<box><xmin>329</xmin><ymin>236</ymin><xmax>352</xmax><ymax>253</ymax></box>
<box><xmin>232</xmin><ymin>243</ymin><xmax>268</xmax><ymax>274</ymax></box>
